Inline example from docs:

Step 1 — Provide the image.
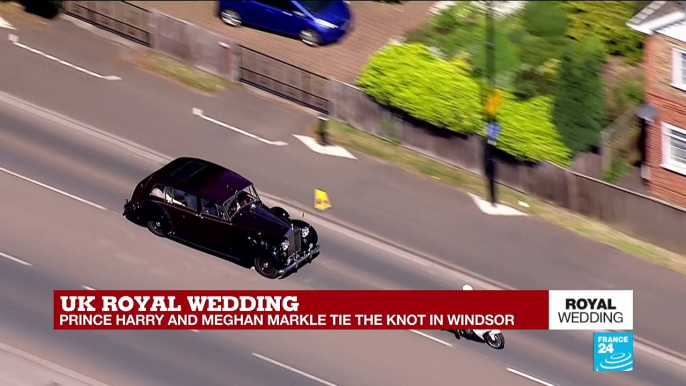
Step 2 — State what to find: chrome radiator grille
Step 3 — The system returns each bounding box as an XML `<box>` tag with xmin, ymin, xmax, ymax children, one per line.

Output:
<box><xmin>288</xmin><ymin>227</ymin><xmax>303</xmax><ymax>256</ymax></box>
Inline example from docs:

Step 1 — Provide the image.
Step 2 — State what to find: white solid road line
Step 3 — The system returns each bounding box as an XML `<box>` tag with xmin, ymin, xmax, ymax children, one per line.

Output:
<box><xmin>252</xmin><ymin>353</ymin><xmax>338</xmax><ymax>386</ymax></box>
<box><xmin>409</xmin><ymin>330</ymin><xmax>453</xmax><ymax>347</ymax></box>
<box><xmin>0</xmin><ymin>251</ymin><xmax>31</xmax><ymax>266</ymax></box>
<box><xmin>0</xmin><ymin>91</ymin><xmax>684</xmax><ymax>368</ymax></box>
<box><xmin>506</xmin><ymin>368</ymin><xmax>558</xmax><ymax>386</ymax></box>
<box><xmin>0</xmin><ymin>341</ymin><xmax>111</xmax><ymax>386</ymax></box>
<box><xmin>0</xmin><ymin>166</ymin><xmax>107</xmax><ymax>211</ymax></box>
<box><xmin>192</xmin><ymin>108</ymin><xmax>288</xmax><ymax>146</ymax></box>
<box><xmin>8</xmin><ymin>34</ymin><xmax>121</xmax><ymax>80</ymax></box>
<box><xmin>81</xmin><ymin>285</ymin><xmax>96</xmax><ymax>291</ymax></box>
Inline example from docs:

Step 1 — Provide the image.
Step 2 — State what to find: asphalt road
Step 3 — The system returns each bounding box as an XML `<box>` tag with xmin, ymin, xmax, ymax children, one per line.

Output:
<box><xmin>0</xmin><ymin>80</ymin><xmax>685</xmax><ymax>386</ymax></box>
<box><xmin>1</xmin><ymin>13</ymin><xmax>686</xmax><ymax>385</ymax></box>
<box><xmin>1</xmin><ymin>15</ymin><xmax>685</xmax><ymax>360</ymax></box>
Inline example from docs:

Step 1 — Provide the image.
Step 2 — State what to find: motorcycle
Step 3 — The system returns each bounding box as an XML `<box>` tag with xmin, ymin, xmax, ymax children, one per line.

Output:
<box><xmin>452</xmin><ymin>284</ymin><xmax>505</xmax><ymax>350</ymax></box>
<box><xmin>457</xmin><ymin>329</ymin><xmax>505</xmax><ymax>350</ymax></box>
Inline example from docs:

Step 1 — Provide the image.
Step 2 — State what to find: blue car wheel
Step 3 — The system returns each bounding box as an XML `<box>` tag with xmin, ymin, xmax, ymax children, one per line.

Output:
<box><xmin>220</xmin><ymin>9</ymin><xmax>242</xmax><ymax>27</ymax></box>
<box><xmin>299</xmin><ymin>29</ymin><xmax>321</xmax><ymax>47</ymax></box>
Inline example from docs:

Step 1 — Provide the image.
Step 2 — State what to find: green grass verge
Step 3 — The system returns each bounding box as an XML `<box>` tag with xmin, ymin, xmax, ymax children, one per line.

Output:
<box><xmin>133</xmin><ymin>51</ymin><xmax>227</xmax><ymax>93</ymax></box>
<box><xmin>326</xmin><ymin>120</ymin><xmax>686</xmax><ymax>275</ymax></box>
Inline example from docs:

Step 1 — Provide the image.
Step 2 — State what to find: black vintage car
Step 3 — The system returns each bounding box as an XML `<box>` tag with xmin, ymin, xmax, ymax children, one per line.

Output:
<box><xmin>123</xmin><ymin>157</ymin><xmax>320</xmax><ymax>279</ymax></box>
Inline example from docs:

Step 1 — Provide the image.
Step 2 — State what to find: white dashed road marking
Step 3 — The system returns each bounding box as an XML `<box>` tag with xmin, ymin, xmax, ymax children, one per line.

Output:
<box><xmin>292</xmin><ymin>135</ymin><xmax>357</xmax><ymax>159</ymax></box>
<box><xmin>8</xmin><ymin>34</ymin><xmax>121</xmax><ymax>80</ymax></box>
<box><xmin>252</xmin><ymin>353</ymin><xmax>338</xmax><ymax>386</ymax></box>
<box><xmin>506</xmin><ymin>368</ymin><xmax>558</xmax><ymax>386</ymax></box>
<box><xmin>192</xmin><ymin>108</ymin><xmax>288</xmax><ymax>146</ymax></box>
<box><xmin>0</xmin><ymin>166</ymin><xmax>107</xmax><ymax>210</ymax></box>
<box><xmin>409</xmin><ymin>330</ymin><xmax>453</xmax><ymax>347</ymax></box>
<box><xmin>0</xmin><ymin>251</ymin><xmax>31</xmax><ymax>266</ymax></box>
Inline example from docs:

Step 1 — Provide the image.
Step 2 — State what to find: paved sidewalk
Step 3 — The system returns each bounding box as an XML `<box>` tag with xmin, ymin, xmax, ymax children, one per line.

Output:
<box><xmin>0</xmin><ymin>342</ymin><xmax>108</xmax><ymax>386</ymax></box>
<box><xmin>131</xmin><ymin>1</ymin><xmax>433</xmax><ymax>82</ymax></box>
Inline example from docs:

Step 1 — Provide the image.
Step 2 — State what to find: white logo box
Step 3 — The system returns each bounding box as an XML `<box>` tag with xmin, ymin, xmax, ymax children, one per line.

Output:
<box><xmin>549</xmin><ymin>290</ymin><xmax>634</xmax><ymax>331</ymax></box>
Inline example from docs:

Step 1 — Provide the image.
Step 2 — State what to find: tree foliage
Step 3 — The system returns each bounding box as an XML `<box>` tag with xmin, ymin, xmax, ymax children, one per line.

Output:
<box><xmin>553</xmin><ymin>36</ymin><xmax>607</xmax><ymax>154</ymax></box>
<box><xmin>559</xmin><ymin>1</ymin><xmax>644</xmax><ymax>64</ymax></box>
<box><xmin>358</xmin><ymin>44</ymin><xmax>572</xmax><ymax>165</ymax></box>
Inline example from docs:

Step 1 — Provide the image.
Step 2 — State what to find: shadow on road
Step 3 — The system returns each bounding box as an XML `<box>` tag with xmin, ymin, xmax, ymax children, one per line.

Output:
<box><xmin>123</xmin><ymin>213</ymin><xmax>317</xmax><ymax>280</ymax></box>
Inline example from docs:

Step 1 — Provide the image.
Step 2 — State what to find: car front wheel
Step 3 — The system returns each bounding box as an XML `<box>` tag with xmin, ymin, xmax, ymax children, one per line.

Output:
<box><xmin>221</xmin><ymin>9</ymin><xmax>242</xmax><ymax>27</ymax></box>
<box><xmin>254</xmin><ymin>255</ymin><xmax>280</xmax><ymax>279</ymax></box>
<box><xmin>299</xmin><ymin>29</ymin><xmax>321</xmax><ymax>47</ymax></box>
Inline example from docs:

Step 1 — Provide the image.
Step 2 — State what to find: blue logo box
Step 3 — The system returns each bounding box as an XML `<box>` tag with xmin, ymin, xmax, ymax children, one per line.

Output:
<box><xmin>594</xmin><ymin>332</ymin><xmax>633</xmax><ymax>371</ymax></box>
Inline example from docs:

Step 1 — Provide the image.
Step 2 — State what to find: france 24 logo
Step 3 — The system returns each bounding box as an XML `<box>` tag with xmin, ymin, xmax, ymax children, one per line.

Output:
<box><xmin>593</xmin><ymin>332</ymin><xmax>633</xmax><ymax>371</ymax></box>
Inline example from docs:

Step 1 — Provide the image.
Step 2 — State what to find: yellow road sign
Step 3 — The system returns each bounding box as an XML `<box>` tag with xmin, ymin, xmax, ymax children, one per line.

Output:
<box><xmin>314</xmin><ymin>189</ymin><xmax>331</xmax><ymax>211</ymax></box>
<box><xmin>485</xmin><ymin>90</ymin><xmax>502</xmax><ymax>116</ymax></box>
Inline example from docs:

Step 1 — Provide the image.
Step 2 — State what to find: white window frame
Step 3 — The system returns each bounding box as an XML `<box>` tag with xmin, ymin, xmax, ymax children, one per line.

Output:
<box><xmin>672</xmin><ymin>48</ymin><xmax>686</xmax><ymax>91</ymax></box>
<box><xmin>662</xmin><ymin>122</ymin><xmax>686</xmax><ymax>175</ymax></box>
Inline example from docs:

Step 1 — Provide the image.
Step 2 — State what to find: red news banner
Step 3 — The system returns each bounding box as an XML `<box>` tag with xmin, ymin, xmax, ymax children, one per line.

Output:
<box><xmin>54</xmin><ymin>290</ymin><xmax>549</xmax><ymax>330</ymax></box>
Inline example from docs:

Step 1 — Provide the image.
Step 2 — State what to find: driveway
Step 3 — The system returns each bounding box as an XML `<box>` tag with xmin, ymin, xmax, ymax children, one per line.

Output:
<box><xmin>131</xmin><ymin>1</ymin><xmax>433</xmax><ymax>83</ymax></box>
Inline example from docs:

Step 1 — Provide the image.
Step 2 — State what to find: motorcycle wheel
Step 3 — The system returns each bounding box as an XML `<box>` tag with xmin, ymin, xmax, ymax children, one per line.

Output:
<box><xmin>486</xmin><ymin>333</ymin><xmax>505</xmax><ymax>350</ymax></box>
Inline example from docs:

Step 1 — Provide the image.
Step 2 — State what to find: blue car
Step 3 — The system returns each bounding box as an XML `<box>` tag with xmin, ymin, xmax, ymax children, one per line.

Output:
<box><xmin>218</xmin><ymin>1</ymin><xmax>352</xmax><ymax>46</ymax></box>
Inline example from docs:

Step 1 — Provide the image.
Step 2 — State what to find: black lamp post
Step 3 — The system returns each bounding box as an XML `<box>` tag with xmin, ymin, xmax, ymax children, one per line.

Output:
<box><xmin>484</xmin><ymin>0</ymin><xmax>499</xmax><ymax>206</ymax></box>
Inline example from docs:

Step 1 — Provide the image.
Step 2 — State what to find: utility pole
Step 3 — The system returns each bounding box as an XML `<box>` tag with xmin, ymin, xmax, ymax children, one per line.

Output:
<box><xmin>484</xmin><ymin>0</ymin><xmax>501</xmax><ymax>207</ymax></box>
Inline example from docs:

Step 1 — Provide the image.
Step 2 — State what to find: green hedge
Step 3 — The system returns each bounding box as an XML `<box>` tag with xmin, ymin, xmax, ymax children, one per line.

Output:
<box><xmin>357</xmin><ymin>44</ymin><xmax>571</xmax><ymax>165</ymax></box>
<box><xmin>559</xmin><ymin>1</ymin><xmax>644</xmax><ymax>64</ymax></box>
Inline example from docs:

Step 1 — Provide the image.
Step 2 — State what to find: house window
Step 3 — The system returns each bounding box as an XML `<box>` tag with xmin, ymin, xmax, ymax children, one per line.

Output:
<box><xmin>673</xmin><ymin>48</ymin><xmax>686</xmax><ymax>89</ymax></box>
<box><xmin>663</xmin><ymin>123</ymin><xmax>686</xmax><ymax>174</ymax></box>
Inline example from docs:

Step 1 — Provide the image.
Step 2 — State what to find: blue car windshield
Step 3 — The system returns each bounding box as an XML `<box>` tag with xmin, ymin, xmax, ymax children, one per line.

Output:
<box><xmin>298</xmin><ymin>1</ymin><xmax>332</xmax><ymax>15</ymax></box>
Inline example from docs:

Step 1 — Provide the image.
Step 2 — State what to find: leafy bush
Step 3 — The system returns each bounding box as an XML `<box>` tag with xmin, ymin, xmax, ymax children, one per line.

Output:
<box><xmin>519</xmin><ymin>34</ymin><xmax>565</xmax><ymax>68</ymax></box>
<box><xmin>559</xmin><ymin>1</ymin><xmax>644</xmax><ymax>64</ymax></box>
<box><xmin>358</xmin><ymin>44</ymin><xmax>571</xmax><ymax>165</ymax></box>
<box><xmin>472</xmin><ymin>26</ymin><xmax>520</xmax><ymax>78</ymax></box>
<box><xmin>521</xmin><ymin>1</ymin><xmax>569</xmax><ymax>38</ymax></box>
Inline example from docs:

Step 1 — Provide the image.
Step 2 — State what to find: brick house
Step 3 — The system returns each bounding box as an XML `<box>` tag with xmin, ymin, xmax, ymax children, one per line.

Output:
<box><xmin>628</xmin><ymin>1</ymin><xmax>686</xmax><ymax>207</ymax></box>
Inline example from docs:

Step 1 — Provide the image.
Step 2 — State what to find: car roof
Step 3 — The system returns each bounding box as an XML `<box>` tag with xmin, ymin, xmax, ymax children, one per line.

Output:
<box><xmin>154</xmin><ymin>157</ymin><xmax>252</xmax><ymax>204</ymax></box>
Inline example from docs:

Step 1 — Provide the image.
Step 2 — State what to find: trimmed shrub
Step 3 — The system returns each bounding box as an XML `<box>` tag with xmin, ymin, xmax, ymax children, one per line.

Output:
<box><xmin>559</xmin><ymin>1</ymin><xmax>644</xmax><ymax>64</ymax></box>
<box><xmin>358</xmin><ymin>44</ymin><xmax>482</xmax><ymax>134</ymax></box>
<box><xmin>358</xmin><ymin>44</ymin><xmax>571</xmax><ymax>165</ymax></box>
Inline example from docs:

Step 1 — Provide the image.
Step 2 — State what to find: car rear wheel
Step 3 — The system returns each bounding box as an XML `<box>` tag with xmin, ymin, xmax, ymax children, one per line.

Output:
<box><xmin>147</xmin><ymin>218</ymin><xmax>169</xmax><ymax>237</ymax></box>
<box><xmin>254</xmin><ymin>256</ymin><xmax>279</xmax><ymax>279</ymax></box>
<box><xmin>221</xmin><ymin>9</ymin><xmax>242</xmax><ymax>27</ymax></box>
<box><xmin>299</xmin><ymin>29</ymin><xmax>321</xmax><ymax>47</ymax></box>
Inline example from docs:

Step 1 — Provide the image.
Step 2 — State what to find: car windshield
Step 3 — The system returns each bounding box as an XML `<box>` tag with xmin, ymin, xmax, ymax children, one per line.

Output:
<box><xmin>223</xmin><ymin>185</ymin><xmax>261</xmax><ymax>218</ymax></box>
<box><xmin>298</xmin><ymin>1</ymin><xmax>332</xmax><ymax>15</ymax></box>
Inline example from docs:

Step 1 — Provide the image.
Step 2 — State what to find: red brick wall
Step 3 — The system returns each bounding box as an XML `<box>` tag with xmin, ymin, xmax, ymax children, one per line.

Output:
<box><xmin>643</xmin><ymin>33</ymin><xmax>686</xmax><ymax>207</ymax></box>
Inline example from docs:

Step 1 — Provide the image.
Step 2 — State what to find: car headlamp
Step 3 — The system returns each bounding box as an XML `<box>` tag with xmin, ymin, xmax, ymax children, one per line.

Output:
<box><xmin>281</xmin><ymin>240</ymin><xmax>289</xmax><ymax>251</ymax></box>
<box><xmin>301</xmin><ymin>227</ymin><xmax>310</xmax><ymax>238</ymax></box>
<box><xmin>316</xmin><ymin>19</ymin><xmax>337</xmax><ymax>29</ymax></box>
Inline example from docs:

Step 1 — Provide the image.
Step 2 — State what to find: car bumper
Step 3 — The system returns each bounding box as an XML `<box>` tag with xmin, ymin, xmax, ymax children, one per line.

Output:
<box><xmin>319</xmin><ymin>18</ymin><xmax>353</xmax><ymax>44</ymax></box>
<box><xmin>122</xmin><ymin>200</ymin><xmax>135</xmax><ymax>216</ymax></box>
<box><xmin>278</xmin><ymin>244</ymin><xmax>320</xmax><ymax>277</ymax></box>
